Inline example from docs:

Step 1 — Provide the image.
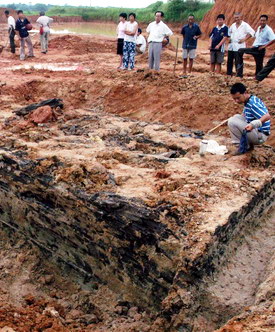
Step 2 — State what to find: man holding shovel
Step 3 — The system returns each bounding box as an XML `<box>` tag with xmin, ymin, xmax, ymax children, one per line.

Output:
<box><xmin>228</xmin><ymin>83</ymin><xmax>271</xmax><ymax>155</ymax></box>
<box><xmin>4</xmin><ymin>10</ymin><xmax>16</xmax><ymax>54</ymax></box>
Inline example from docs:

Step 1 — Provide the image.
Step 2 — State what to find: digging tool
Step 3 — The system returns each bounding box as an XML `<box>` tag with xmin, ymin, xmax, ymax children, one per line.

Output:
<box><xmin>207</xmin><ymin>118</ymin><xmax>230</xmax><ymax>135</ymax></box>
<box><xmin>173</xmin><ymin>37</ymin><xmax>179</xmax><ymax>76</ymax></box>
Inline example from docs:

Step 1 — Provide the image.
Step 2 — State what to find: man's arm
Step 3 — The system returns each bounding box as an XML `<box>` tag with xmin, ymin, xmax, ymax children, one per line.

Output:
<box><xmin>245</xmin><ymin>113</ymin><xmax>271</xmax><ymax>131</ymax></box>
<box><xmin>245</xmin><ymin>101</ymin><xmax>271</xmax><ymax>131</ymax></box>
<box><xmin>215</xmin><ymin>36</ymin><xmax>228</xmax><ymax>49</ymax></box>
<box><xmin>259</xmin><ymin>37</ymin><xmax>275</xmax><ymax>50</ymax></box>
<box><xmin>239</xmin><ymin>24</ymin><xmax>255</xmax><ymax>43</ymax></box>
<box><xmin>194</xmin><ymin>26</ymin><xmax>202</xmax><ymax>40</ymax></box>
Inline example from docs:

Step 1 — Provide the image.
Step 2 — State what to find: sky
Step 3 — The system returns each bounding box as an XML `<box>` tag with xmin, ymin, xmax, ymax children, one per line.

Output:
<box><xmin>0</xmin><ymin>0</ymin><xmax>161</xmax><ymax>8</ymax></box>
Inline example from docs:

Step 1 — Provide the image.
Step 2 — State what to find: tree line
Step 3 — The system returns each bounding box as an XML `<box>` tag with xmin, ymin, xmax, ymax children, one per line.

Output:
<box><xmin>4</xmin><ymin>1</ymin><xmax>213</xmax><ymax>23</ymax></box>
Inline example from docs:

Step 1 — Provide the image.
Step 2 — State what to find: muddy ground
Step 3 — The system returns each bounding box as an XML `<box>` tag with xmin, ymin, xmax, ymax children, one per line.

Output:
<box><xmin>0</xmin><ymin>29</ymin><xmax>274</xmax><ymax>332</ymax></box>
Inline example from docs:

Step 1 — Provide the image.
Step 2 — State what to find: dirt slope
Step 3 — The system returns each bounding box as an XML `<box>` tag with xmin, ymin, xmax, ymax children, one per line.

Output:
<box><xmin>201</xmin><ymin>0</ymin><xmax>275</xmax><ymax>35</ymax></box>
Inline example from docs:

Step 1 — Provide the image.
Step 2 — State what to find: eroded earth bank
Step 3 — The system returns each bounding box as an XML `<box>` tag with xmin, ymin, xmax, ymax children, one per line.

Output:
<box><xmin>0</xmin><ymin>30</ymin><xmax>274</xmax><ymax>332</ymax></box>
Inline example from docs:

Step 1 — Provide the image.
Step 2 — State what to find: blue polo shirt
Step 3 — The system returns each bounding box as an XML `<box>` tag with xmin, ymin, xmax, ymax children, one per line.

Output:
<box><xmin>243</xmin><ymin>95</ymin><xmax>270</xmax><ymax>135</ymax></box>
<box><xmin>209</xmin><ymin>25</ymin><xmax>229</xmax><ymax>52</ymax></box>
<box><xmin>181</xmin><ymin>23</ymin><xmax>202</xmax><ymax>49</ymax></box>
<box><xmin>15</xmin><ymin>18</ymin><xmax>30</xmax><ymax>38</ymax></box>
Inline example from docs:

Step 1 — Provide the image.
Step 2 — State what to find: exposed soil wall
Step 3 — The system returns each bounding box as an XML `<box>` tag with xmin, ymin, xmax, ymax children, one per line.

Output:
<box><xmin>201</xmin><ymin>0</ymin><xmax>275</xmax><ymax>36</ymax></box>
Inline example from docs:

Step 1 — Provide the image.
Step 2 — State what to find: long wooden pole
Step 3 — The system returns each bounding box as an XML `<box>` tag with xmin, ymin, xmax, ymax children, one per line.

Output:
<box><xmin>173</xmin><ymin>37</ymin><xmax>179</xmax><ymax>76</ymax></box>
<box><xmin>207</xmin><ymin>118</ymin><xmax>229</xmax><ymax>135</ymax></box>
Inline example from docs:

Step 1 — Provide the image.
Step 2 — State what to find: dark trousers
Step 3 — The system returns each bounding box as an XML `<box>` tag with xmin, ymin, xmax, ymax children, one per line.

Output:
<box><xmin>9</xmin><ymin>29</ymin><xmax>16</xmax><ymax>54</ymax></box>
<box><xmin>238</xmin><ymin>46</ymin><xmax>266</xmax><ymax>76</ymax></box>
<box><xmin>256</xmin><ymin>53</ymin><xmax>275</xmax><ymax>81</ymax></box>
<box><xmin>227</xmin><ymin>50</ymin><xmax>243</xmax><ymax>77</ymax></box>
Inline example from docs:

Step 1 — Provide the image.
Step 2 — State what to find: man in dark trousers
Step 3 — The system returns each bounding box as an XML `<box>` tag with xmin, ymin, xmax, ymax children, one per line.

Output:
<box><xmin>239</xmin><ymin>15</ymin><xmax>275</xmax><ymax>77</ymax></box>
<box><xmin>227</xmin><ymin>13</ymin><xmax>254</xmax><ymax>78</ymax></box>
<box><xmin>181</xmin><ymin>14</ymin><xmax>202</xmax><ymax>77</ymax></box>
<box><xmin>256</xmin><ymin>38</ymin><xmax>275</xmax><ymax>81</ymax></box>
<box><xmin>15</xmin><ymin>10</ymin><xmax>34</xmax><ymax>61</ymax></box>
<box><xmin>4</xmin><ymin>10</ymin><xmax>16</xmax><ymax>54</ymax></box>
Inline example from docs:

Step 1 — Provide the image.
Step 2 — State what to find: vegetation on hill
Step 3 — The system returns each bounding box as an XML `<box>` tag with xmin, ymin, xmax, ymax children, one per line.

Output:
<box><xmin>4</xmin><ymin>1</ymin><xmax>213</xmax><ymax>22</ymax></box>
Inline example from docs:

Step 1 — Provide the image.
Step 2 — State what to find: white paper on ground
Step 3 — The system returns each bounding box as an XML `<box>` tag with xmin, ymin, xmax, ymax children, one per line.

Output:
<box><xmin>205</xmin><ymin>140</ymin><xmax>228</xmax><ymax>155</ymax></box>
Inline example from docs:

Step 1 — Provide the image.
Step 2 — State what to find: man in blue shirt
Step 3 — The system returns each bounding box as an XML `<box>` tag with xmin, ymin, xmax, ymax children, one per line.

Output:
<box><xmin>228</xmin><ymin>83</ymin><xmax>271</xmax><ymax>155</ymax></box>
<box><xmin>209</xmin><ymin>14</ymin><xmax>229</xmax><ymax>74</ymax></box>
<box><xmin>15</xmin><ymin>10</ymin><xmax>34</xmax><ymax>61</ymax></box>
<box><xmin>239</xmin><ymin>15</ymin><xmax>275</xmax><ymax>77</ymax></box>
<box><xmin>181</xmin><ymin>14</ymin><xmax>202</xmax><ymax>77</ymax></box>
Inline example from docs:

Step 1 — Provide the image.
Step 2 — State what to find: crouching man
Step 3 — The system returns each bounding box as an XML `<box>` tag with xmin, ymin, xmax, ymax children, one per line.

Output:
<box><xmin>228</xmin><ymin>83</ymin><xmax>271</xmax><ymax>155</ymax></box>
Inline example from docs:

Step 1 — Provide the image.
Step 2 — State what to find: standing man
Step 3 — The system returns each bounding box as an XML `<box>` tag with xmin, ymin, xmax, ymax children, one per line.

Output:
<box><xmin>15</xmin><ymin>10</ymin><xmax>34</xmax><ymax>61</ymax></box>
<box><xmin>36</xmin><ymin>11</ymin><xmax>53</xmax><ymax>54</ymax></box>
<box><xmin>209</xmin><ymin>14</ymin><xmax>229</xmax><ymax>73</ymax></box>
<box><xmin>239</xmin><ymin>15</ymin><xmax>275</xmax><ymax>77</ymax></box>
<box><xmin>181</xmin><ymin>14</ymin><xmax>202</xmax><ymax>77</ymax></box>
<box><xmin>228</xmin><ymin>83</ymin><xmax>271</xmax><ymax>155</ymax></box>
<box><xmin>256</xmin><ymin>39</ymin><xmax>275</xmax><ymax>81</ymax></box>
<box><xmin>4</xmin><ymin>10</ymin><xmax>16</xmax><ymax>54</ymax></box>
<box><xmin>146</xmin><ymin>11</ymin><xmax>173</xmax><ymax>71</ymax></box>
<box><xmin>227</xmin><ymin>13</ymin><xmax>254</xmax><ymax>78</ymax></box>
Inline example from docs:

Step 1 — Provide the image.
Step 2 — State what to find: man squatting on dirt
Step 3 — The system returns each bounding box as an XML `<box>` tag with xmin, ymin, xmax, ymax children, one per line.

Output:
<box><xmin>228</xmin><ymin>83</ymin><xmax>271</xmax><ymax>154</ymax></box>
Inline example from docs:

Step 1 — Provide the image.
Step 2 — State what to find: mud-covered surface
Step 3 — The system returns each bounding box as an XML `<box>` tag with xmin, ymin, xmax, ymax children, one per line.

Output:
<box><xmin>0</xmin><ymin>29</ymin><xmax>274</xmax><ymax>332</ymax></box>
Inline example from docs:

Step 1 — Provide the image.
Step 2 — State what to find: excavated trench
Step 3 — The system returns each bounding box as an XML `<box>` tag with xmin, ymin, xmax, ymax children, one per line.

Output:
<box><xmin>0</xmin><ymin>53</ymin><xmax>274</xmax><ymax>330</ymax></box>
<box><xmin>0</xmin><ymin>138</ymin><xmax>274</xmax><ymax>331</ymax></box>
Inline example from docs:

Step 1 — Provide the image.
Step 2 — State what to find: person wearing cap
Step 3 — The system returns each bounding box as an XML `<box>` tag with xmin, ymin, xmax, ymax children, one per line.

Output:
<box><xmin>136</xmin><ymin>28</ymin><xmax>146</xmax><ymax>54</ymax></box>
<box><xmin>228</xmin><ymin>83</ymin><xmax>271</xmax><ymax>155</ymax></box>
<box><xmin>146</xmin><ymin>11</ymin><xmax>173</xmax><ymax>71</ymax></box>
<box><xmin>239</xmin><ymin>15</ymin><xmax>275</xmax><ymax>77</ymax></box>
<box><xmin>36</xmin><ymin>11</ymin><xmax>53</xmax><ymax>54</ymax></box>
<box><xmin>15</xmin><ymin>10</ymin><xmax>34</xmax><ymax>61</ymax></box>
<box><xmin>4</xmin><ymin>10</ymin><xmax>16</xmax><ymax>54</ymax></box>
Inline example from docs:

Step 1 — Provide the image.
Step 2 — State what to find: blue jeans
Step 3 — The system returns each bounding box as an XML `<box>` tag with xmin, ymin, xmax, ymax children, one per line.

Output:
<box><xmin>123</xmin><ymin>41</ymin><xmax>136</xmax><ymax>69</ymax></box>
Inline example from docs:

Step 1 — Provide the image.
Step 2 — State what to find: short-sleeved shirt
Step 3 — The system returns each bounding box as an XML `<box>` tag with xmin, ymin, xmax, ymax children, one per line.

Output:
<box><xmin>124</xmin><ymin>21</ymin><xmax>138</xmax><ymax>43</ymax></box>
<box><xmin>243</xmin><ymin>95</ymin><xmax>270</xmax><ymax>134</ymax></box>
<box><xmin>253</xmin><ymin>25</ymin><xmax>275</xmax><ymax>47</ymax></box>
<box><xmin>117</xmin><ymin>21</ymin><xmax>127</xmax><ymax>39</ymax></box>
<box><xmin>228</xmin><ymin>21</ymin><xmax>255</xmax><ymax>51</ymax></box>
<box><xmin>15</xmin><ymin>18</ymin><xmax>30</xmax><ymax>38</ymax></box>
<box><xmin>146</xmin><ymin>21</ymin><xmax>173</xmax><ymax>43</ymax></box>
<box><xmin>36</xmin><ymin>15</ymin><xmax>53</xmax><ymax>33</ymax></box>
<box><xmin>209</xmin><ymin>25</ymin><xmax>229</xmax><ymax>52</ymax></box>
<box><xmin>181</xmin><ymin>23</ymin><xmax>202</xmax><ymax>49</ymax></box>
<box><xmin>8</xmin><ymin>16</ymin><xmax>16</xmax><ymax>30</ymax></box>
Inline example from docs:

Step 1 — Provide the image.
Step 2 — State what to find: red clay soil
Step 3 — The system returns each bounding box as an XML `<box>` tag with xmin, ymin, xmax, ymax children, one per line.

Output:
<box><xmin>201</xmin><ymin>0</ymin><xmax>275</xmax><ymax>36</ymax></box>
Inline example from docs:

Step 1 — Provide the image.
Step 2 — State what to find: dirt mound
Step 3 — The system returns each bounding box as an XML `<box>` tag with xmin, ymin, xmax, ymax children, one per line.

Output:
<box><xmin>49</xmin><ymin>35</ymin><xmax>115</xmax><ymax>55</ymax></box>
<box><xmin>201</xmin><ymin>0</ymin><xmax>275</xmax><ymax>36</ymax></box>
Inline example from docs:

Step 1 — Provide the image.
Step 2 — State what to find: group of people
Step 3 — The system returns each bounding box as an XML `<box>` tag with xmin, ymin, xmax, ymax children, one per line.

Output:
<box><xmin>116</xmin><ymin>11</ymin><xmax>275</xmax><ymax>81</ymax></box>
<box><xmin>4</xmin><ymin>9</ymin><xmax>53</xmax><ymax>60</ymax></box>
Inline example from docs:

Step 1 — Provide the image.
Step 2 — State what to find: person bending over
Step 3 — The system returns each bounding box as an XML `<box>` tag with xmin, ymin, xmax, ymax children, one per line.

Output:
<box><xmin>228</xmin><ymin>83</ymin><xmax>271</xmax><ymax>155</ymax></box>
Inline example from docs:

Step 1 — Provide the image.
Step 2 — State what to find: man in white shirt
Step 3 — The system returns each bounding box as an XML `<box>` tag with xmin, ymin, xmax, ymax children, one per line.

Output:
<box><xmin>227</xmin><ymin>13</ymin><xmax>255</xmax><ymax>78</ymax></box>
<box><xmin>136</xmin><ymin>28</ymin><xmax>146</xmax><ymax>54</ymax></box>
<box><xmin>239</xmin><ymin>15</ymin><xmax>275</xmax><ymax>77</ymax></box>
<box><xmin>4</xmin><ymin>10</ymin><xmax>16</xmax><ymax>54</ymax></box>
<box><xmin>36</xmin><ymin>11</ymin><xmax>53</xmax><ymax>54</ymax></box>
<box><xmin>146</xmin><ymin>11</ymin><xmax>173</xmax><ymax>71</ymax></box>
